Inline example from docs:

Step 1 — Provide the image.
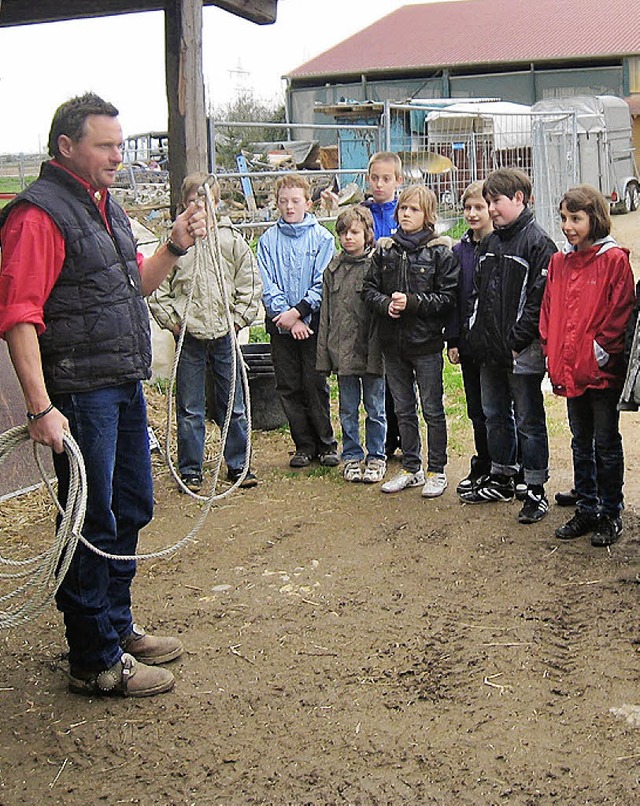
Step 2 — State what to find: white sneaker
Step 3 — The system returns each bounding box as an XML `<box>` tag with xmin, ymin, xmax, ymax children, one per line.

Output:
<box><xmin>343</xmin><ymin>460</ymin><xmax>362</xmax><ymax>483</ymax></box>
<box><xmin>421</xmin><ymin>472</ymin><xmax>448</xmax><ymax>498</ymax></box>
<box><xmin>381</xmin><ymin>469</ymin><xmax>425</xmax><ymax>494</ymax></box>
<box><xmin>362</xmin><ymin>458</ymin><xmax>387</xmax><ymax>484</ymax></box>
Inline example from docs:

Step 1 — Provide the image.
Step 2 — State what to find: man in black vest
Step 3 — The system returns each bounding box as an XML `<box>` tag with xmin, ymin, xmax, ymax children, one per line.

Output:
<box><xmin>0</xmin><ymin>93</ymin><xmax>206</xmax><ymax>697</ymax></box>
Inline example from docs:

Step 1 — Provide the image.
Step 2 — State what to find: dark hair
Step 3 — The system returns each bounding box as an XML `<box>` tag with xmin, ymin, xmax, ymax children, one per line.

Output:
<box><xmin>559</xmin><ymin>184</ymin><xmax>611</xmax><ymax>241</ymax></box>
<box><xmin>335</xmin><ymin>205</ymin><xmax>375</xmax><ymax>245</ymax></box>
<box><xmin>483</xmin><ymin>168</ymin><xmax>532</xmax><ymax>205</ymax></box>
<box><xmin>48</xmin><ymin>93</ymin><xmax>119</xmax><ymax>158</ymax></box>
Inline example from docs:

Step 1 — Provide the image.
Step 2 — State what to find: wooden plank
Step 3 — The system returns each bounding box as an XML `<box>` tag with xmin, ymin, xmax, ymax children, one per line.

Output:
<box><xmin>0</xmin><ymin>1</ymin><xmax>277</xmax><ymax>27</ymax></box>
<box><xmin>165</xmin><ymin>0</ymin><xmax>208</xmax><ymax>214</ymax></box>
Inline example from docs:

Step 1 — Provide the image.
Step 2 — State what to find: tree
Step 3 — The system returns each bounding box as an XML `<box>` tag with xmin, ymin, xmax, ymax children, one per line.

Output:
<box><xmin>209</xmin><ymin>89</ymin><xmax>287</xmax><ymax>170</ymax></box>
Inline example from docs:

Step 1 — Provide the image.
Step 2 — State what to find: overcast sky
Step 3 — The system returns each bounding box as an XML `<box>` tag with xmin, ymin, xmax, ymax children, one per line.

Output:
<box><xmin>0</xmin><ymin>0</ymin><xmax>458</xmax><ymax>154</ymax></box>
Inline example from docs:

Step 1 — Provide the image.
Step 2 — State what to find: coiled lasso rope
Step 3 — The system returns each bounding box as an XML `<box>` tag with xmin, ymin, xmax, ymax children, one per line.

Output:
<box><xmin>0</xmin><ymin>178</ymin><xmax>254</xmax><ymax>627</ymax></box>
<box><xmin>0</xmin><ymin>427</ymin><xmax>86</xmax><ymax>629</ymax></box>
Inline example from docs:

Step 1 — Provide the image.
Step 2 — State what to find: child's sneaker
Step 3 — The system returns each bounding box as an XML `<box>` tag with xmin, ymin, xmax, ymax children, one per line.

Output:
<box><xmin>591</xmin><ymin>514</ymin><xmax>622</xmax><ymax>547</ymax></box>
<box><xmin>362</xmin><ymin>458</ymin><xmax>387</xmax><ymax>484</ymax></box>
<box><xmin>421</xmin><ymin>472</ymin><xmax>448</xmax><ymax>498</ymax></box>
<box><xmin>381</xmin><ymin>469</ymin><xmax>425</xmax><ymax>494</ymax></box>
<box><xmin>459</xmin><ymin>474</ymin><xmax>514</xmax><ymax>503</ymax></box>
<box><xmin>319</xmin><ymin>449</ymin><xmax>340</xmax><ymax>467</ymax></box>
<box><xmin>343</xmin><ymin>460</ymin><xmax>362</xmax><ymax>483</ymax></box>
<box><xmin>518</xmin><ymin>488</ymin><xmax>549</xmax><ymax>524</ymax></box>
<box><xmin>289</xmin><ymin>451</ymin><xmax>312</xmax><ymax>468</ymax></box>
<box><xmin>455</xmin><ymin>456</ymin><xmax>488</xmax><ymax>495</ymax></box>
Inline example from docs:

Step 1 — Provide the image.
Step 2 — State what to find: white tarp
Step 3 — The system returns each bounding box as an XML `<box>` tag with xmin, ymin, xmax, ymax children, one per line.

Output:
<box><xmin>532</xmin><ymin>95</ymin><xmax>629</xmax><ymax>135</ymax></box>
<box><xmin>426</xmin><ymin>101</ymin><xmax>533</xmax><ymax>150</ymax></box>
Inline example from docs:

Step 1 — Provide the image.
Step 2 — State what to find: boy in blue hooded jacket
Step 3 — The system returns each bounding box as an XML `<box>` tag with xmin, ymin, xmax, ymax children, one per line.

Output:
<box><xmin>257</xmin><ymin>174</ymin><xmax>338</xmax><ymax>468</ymax></box>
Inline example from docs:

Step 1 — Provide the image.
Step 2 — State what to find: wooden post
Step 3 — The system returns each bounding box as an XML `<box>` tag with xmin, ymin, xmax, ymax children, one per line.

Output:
<box><xmin>165</xmin><ymin>0</ymin><xmax>207</xmax><ymax>215</ymax></box>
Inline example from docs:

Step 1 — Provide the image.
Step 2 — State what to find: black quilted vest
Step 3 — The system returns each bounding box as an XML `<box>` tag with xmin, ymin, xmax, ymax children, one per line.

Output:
<box><xmin>0</xmin><ymin>162</ymin><xmax>151</xmax><ymax>394</ymax></box>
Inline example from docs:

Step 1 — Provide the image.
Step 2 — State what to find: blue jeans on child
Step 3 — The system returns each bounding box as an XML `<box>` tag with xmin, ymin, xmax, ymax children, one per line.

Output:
<box><xmin>480</xmin><ymin>365</ymin><xmax>549</xmax><ymax>486</ymax></box>
<box><xmin>52</xmin><ymin>381</ymin><xmax>153</xmax><ymax>672</ymax></box>
<box><xmin>176</xmin><ymin>332</ymin><xmax>249</xmax><ymax>476</ymax></box>
<box><xmin>566</xmin><ymin>387</ymin><xmax>624</xmax><ymax>517</ymax></box>
<box><xmin>384</xmin><ymin>351</ymin><xmax>447</xmax><ymax>474</ymax></box>
<box><xmin>337</xmin><ymin>374</ymin><xmax>387</xmax><ymax>462</ymax></box>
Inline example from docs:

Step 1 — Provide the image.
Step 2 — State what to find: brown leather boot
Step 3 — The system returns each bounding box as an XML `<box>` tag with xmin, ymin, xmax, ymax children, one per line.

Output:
<box><xmin>69</xmin><ymin>653</ymin><xmax>174</xmax><ymax>697</ymax></box>
<box><xmin>121</xmin><ymin>624</ymin><xmax>183</xmax><ymax>665</ymax></box>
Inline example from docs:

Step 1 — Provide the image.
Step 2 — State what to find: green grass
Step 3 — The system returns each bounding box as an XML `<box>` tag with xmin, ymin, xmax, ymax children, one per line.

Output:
<box><xmin>0</xmin><ymin>175</ymin><xmax>37</xmax><ymax>207</ymax></box>
<box><xmin>442</xmin><ymin>216</ymin><xmax>467</xmax><ymax>240</ymax></box>
<box><xmin>249</xmin><ymin>325</ymin><xmax>269</xmax><ymax>343</ymax></box>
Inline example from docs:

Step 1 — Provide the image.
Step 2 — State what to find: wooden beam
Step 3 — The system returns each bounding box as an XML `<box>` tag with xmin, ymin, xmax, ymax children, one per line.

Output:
<box><xmin>165</xmin><ymin>0</ymin><xmax>208</xmax><ymax>214</ymax></box>
<box><xmin>0</xmin><ymin>1</ymin><xmax>277</xmax><ymax>27</ymax></box>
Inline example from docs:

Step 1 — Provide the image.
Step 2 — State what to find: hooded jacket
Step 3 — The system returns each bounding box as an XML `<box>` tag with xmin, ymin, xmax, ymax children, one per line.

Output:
<box><xmin>362</xmin><ymin>228</ymin><xmax>459</xmax><ymax>356</ymax></box>
<box><xmin>316</xmin><ymin>246</ymin><xmax>383</xmax><ymax>376</ymax></box>
<box><xmin>256</xmin><ymin>213</ymin><xmax>335</xmax><ymax>334</ymax></box>
<box><xmin>540</xmin><ymin>237</ymin><xmax>635</xmax><ymax>398</ymax></box>
<box><xmin>466</xmin><ymin>206</ymin><xmax>556</xmax><ymax>373</ymax></box>
<box><xmin>362</xmin><ymin>198</ymin><xmax>397</xmax><ymax>240</ymax></box>
<box><xmin>148</xmin><ymin>216</ymin><xmax>262</xmax><ymax>340</ymax></box>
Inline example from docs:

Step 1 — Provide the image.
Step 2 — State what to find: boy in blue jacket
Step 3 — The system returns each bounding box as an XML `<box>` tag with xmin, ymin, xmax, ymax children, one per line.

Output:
<box><xmin>257</xmin><ymin>175</ymin><xmax>338</xmax><ymax>468</ymax></box>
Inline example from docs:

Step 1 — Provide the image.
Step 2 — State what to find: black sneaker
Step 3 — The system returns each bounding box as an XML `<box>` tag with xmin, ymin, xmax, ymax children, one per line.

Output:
<box><xmin>591</xmin><ymin>515</ymin><xmax>622</xmax><ymax>547</ymax></box>
<box><xmin>555</xmin><ymin>510</ymin><xmax>598</xmax><ymax>540</ymax></box>
<box><xmin>518</xmin><ymin>489</ymin><xmax>549</xmax><ymax>524</ymax></box>
<box><xmin>319</xmin><ymin>450</ymin><xmax>340</xmax><ymax>467</ymax></box>
<box><xmin>181</xmin><ymin>473</ymin><xmax>202</xmax><ymax>493</ymax></box>
<box><xmin>555</xmin><ymin>488</ymin><xmax>579</xmax><ymax>507</ymax></box>
<box><xmin>459</xmin><ymin>475</ymin><xmax>514</xmax><ymax>503</ymax></box>
<box><xmin>455</xmin><ymin>456</ymin><xmax>490</xmax><ymax>495</ymax></box>
<box><xmin>289</xmin><ymin>452</ymin><xmax>312</xmax><ymax>468</ymax></box>
<box><xmin>227</xmin><ymin>469</ymin><xmax>258</xmax><ymax>488</ymax></box>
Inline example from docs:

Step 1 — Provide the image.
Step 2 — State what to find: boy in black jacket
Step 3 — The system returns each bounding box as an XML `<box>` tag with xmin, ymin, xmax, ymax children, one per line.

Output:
<box><xmin>461</xmin><ymin>169</ymin><xmax>557</xmax><ymax>523</ymax></box>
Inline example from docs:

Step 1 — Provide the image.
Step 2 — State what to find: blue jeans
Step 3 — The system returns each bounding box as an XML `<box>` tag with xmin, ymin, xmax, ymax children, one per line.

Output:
<box><xmin>337</xmin><ymin>375</ymin><xmax>387</xmax><ymax>462</ymax></box>
<box><xmin>567</xmin><ymin>388</ymin><xmax>624</xmax><ymax>517</ymax></box>
<box><xmin>384</xmin><ymin>351</ymin><xmax>447</xmax><ymax>473</ymax></box>
<box><xmin>176</xmin><ymin>333</ymin><xmax>249</xmax><ymax>476</ymax></box>
<box><xmin>480</xmin><ymin>365</ymin><xmax>549</xmax><ymax>485</ymax></box>
<box><xmin>53</xmin><ymin>382</ymin><xmax>153</xmax><ymax>672</ymax></box>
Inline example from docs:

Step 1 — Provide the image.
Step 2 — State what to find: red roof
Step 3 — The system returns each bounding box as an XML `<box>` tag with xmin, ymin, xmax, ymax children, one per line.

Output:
<box><xmin>287</xmin><ymin>0</ymin><xmax>640</xmax><ymax>79</ymax></box>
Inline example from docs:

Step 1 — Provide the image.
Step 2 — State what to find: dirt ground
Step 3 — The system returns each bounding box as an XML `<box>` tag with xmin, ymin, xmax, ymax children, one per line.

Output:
<box><xmin>1</xmin><ymin>212</ymin><xmax>640</xmax><ymax>805</ymax></box>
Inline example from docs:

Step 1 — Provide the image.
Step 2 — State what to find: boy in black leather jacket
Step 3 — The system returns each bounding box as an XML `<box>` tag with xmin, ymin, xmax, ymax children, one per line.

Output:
<box><xmin>363</xmin><ymin>185</ymin><xmax>459</xmax><ymax>498</ymax></box>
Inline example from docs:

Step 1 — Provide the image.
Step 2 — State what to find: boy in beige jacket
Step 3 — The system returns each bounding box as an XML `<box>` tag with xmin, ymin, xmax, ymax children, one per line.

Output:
<box><xmin>149</xmin><ymin>173</ymin><xmax>262</xmax><ymax>491</ymax></box>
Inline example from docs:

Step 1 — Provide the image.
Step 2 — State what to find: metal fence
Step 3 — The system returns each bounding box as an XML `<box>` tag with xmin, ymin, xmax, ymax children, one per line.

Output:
<box><xmin>0</xmin><ymin>106</ymin><xmax>581</xmax><ymax>244</ymax></box>
<box><xmin>382</xmin><ymin>102</ymin><xmax>577</xmax><ymax>244</ymax></box>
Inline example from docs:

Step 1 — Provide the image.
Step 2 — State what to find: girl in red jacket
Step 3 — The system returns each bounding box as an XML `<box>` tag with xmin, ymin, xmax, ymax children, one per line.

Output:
<box><xmin>540</xmin><ymin>185</ymin><xmax>635</xmax><ymax>547</ymax></box>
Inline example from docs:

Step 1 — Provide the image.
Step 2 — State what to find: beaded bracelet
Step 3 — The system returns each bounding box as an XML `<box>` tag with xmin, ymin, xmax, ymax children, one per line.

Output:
<box><xmin>26</xmin><ymin>403</ymin><xmax>54</xmax><ymax>422</ymax></box>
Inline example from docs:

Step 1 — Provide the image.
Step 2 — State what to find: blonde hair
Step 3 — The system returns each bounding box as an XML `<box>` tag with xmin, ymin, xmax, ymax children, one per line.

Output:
<box><xmin>335</xmin><ymin>205</ymin><xmax>375</xmax><ymax>246</ymax></box>
<box><xmin>395</xmin><ymin>184</ymin><xmax>437</xmax><ymax>227</ymax></box>
<box><xmin>461</xmin><ymin>180</ymin><xmax>486</xmax><ymax>206</ymax></box>
<box><xmin>367</xmin><ymin>151</ymin><xmax>402</xmax><ymax>180</ymax></box>
<box><xmin>274</xmin><ymin>173</ymin><xmax>311</xmax><ymax>202</ymax></box>
<box><xmin>181</xmin><ymin>172</ymin><xmax>220</xmax><ymax>206</ymax></box>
